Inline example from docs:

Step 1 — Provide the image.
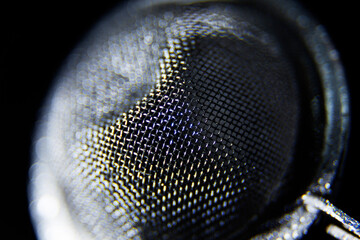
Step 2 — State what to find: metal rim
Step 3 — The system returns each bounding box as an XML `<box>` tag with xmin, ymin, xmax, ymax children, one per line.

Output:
<box><xmin>249</xmin><ymin>0</ymin><xmax>350</xmax><ymax>238</ymax></box>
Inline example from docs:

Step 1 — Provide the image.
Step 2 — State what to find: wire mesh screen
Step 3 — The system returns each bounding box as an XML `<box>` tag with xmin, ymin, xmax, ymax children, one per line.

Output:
<box><xmin>32</xmin><ymin>2</ymin><xmax>301</xmax><ymax>239</ymax></box>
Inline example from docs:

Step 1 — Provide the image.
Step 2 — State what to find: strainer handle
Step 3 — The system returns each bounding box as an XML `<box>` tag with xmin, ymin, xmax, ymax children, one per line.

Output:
<box><xmin>302</xmin><ymin>193</ymin><xmax>360</xmax><ymax>240</ymax></box>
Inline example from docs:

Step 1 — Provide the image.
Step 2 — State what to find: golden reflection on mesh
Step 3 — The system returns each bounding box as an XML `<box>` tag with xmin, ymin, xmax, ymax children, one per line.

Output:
<box><xmin>48</xmin><ymin>4</ymin><xmax>299</xmax><ymax>239</ymax></box>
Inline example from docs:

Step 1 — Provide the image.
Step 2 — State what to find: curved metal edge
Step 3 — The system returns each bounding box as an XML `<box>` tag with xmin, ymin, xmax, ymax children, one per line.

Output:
<box><xmin>250</xmin><ymin>0</ymin><xmax>350</xmax><ymax>239</ymax></box>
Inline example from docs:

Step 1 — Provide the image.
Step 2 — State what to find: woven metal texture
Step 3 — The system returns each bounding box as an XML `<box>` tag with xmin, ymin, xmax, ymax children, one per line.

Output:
<box><xmin>43</xmin><ymin>3</ymin><xmax>300</xmax><ymax>239</ymax></box>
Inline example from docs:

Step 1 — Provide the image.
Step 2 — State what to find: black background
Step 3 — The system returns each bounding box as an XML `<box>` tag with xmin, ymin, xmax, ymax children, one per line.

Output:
<box><xmin>1</xmin><ymin>0</ymin><xmax>358</xmax><ymax>239</ymax></box>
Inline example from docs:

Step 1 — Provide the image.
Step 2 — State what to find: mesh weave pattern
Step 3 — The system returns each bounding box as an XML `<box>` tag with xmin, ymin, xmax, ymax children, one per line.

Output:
<box><xmin>41</xmin><ymin>2</ymin><xmax>300</xmax><ymax>239</ymax></box>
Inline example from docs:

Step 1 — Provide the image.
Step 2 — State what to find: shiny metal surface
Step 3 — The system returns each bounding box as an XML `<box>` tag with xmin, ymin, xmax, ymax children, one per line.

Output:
<box><xmin>28</xmin><ymin>0</ymin><xmax>350</xmax><ymax>239</ymax></box>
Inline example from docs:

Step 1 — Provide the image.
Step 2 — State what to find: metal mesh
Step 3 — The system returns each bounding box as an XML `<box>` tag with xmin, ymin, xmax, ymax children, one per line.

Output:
<box><xmin>35</xmin><ymin>2</ymin><xmax>300</xmax><ymax>239</ymax></box>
